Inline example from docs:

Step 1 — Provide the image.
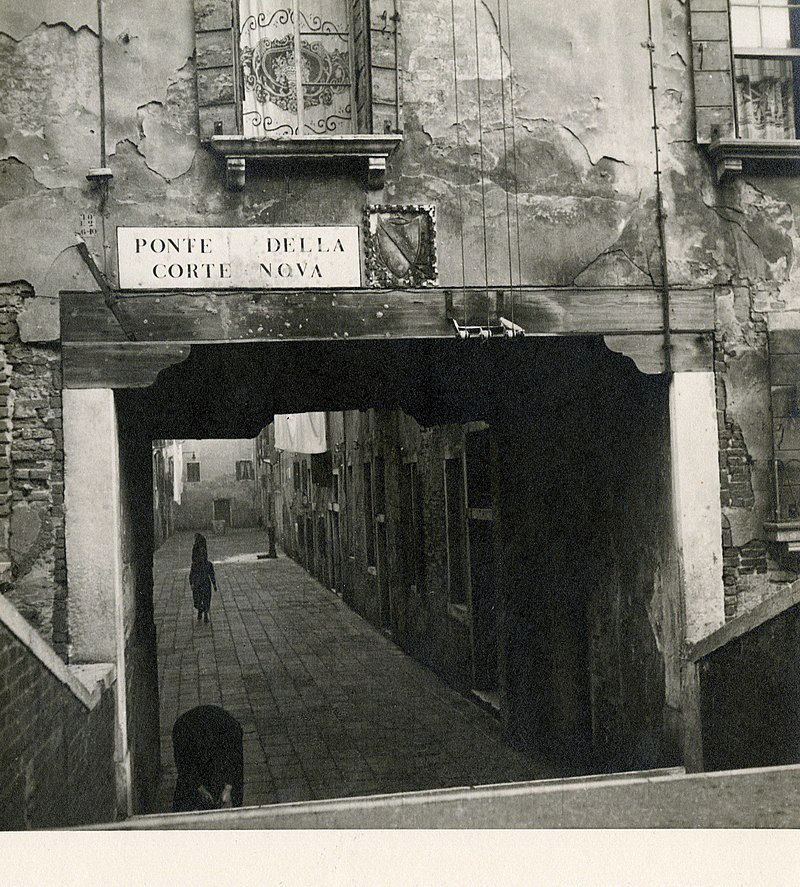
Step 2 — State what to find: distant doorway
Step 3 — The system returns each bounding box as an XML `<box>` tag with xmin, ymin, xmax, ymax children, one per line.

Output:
<box><xmin>213</xmin><ymin>498</ymin><xmax>232</xmax><ymax>527</ymax></box>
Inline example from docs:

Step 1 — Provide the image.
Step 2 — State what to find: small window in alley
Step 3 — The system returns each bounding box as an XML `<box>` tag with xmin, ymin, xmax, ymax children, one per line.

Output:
<box><xmin>444</xmin><ymin>457</ymin><xmax>467</xmax><ymax>608</ymax></box>
<box><xmin>363</xmin><ymin>460</ymin><xmax>376</xmax><ymax>567</ymax></box>
<box><xmin>466</xmin><ymin>429</ymin><xmax>492</xmax><ymax>510</ymax></box>
<box><xmin>375</xmin><ymin>454</ymin><xmax>386</xmax><ymax>515</ymax></box>
<box><xmin>236</xmin><ymin>460</ymin><xmax>254</xmax><ymax>480</ymax></box>
<box><xmin>400</xmin><ymin>461</ymin><xmax>426</xmax><ymax>595</ymax></box>
<box><xmin>293</xmin><ymin>461</ymin><xmax>301</xmax><ymax>491</ymax></box>
<box><xmin>186</xmin><ymin>462</ymin><xmax>200</xmax><ymax>483</ymax></box>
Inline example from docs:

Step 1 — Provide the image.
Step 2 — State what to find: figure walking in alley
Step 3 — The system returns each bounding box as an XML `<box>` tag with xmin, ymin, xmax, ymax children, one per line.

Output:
<box><xmin>190</xmin><ymin>532</ymin><xmax>217</xmax><ymax>623</ymax></box>
<box><xmin>172</xmin><ymin>705</ymin><xmax>244</xmax><ymax>812</ymax></box>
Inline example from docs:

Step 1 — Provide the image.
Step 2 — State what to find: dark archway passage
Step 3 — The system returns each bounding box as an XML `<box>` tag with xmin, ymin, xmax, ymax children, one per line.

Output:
<box><xmin>114</xmin><ymin>335</ymin><xmax>681</xmax><ymax>811</ymax></box>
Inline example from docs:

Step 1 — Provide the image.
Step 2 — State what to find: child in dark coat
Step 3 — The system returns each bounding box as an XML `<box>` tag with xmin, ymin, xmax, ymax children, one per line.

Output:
<box><xmin>190</xmin><ymin>533</ymin><xmax>217</xmax><ymax>623</ymax></box>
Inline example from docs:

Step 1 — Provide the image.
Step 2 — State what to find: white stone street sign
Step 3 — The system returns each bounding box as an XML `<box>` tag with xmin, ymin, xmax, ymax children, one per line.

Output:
<box><xmin>117</xmin><ymin>226</ymin><xmax>361</xmax><ymax>289</ymax></box>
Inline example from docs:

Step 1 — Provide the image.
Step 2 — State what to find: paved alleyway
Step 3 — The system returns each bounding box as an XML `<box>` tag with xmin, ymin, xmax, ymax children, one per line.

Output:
<box><xmin>152</xmin><ymin>530</ymin><xmax>553</xmax><ymax>812</ymax></box>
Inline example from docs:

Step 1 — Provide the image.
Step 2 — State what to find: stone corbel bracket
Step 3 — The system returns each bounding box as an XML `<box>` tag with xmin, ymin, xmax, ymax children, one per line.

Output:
<box><xmin>707</xmin><ymin>138</ymin><xmax>800</xmax><ymax>183</ymax></box>
<box><xmin>206</xmin><ymin>134</ymin><xmax>404</xmax><ymax>191</ymax></box>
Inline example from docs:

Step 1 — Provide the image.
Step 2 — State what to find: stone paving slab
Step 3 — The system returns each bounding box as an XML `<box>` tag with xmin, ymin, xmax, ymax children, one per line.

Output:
<box><xmin>152</xmin><ymin>529</ymin><xmax>553</xmax><ymax>812</ymax></box>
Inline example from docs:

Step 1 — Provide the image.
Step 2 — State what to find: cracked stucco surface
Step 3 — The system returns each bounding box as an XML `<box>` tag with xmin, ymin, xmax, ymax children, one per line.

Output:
<box><xmin>0</xmin><ymin>2</ymin><xmax>197</xmax><ymax>296</ymax></box>
<box><xmin>1</xmin><ymin>0</ymin><xmax>800</xmax><ymax>624</ymax></box>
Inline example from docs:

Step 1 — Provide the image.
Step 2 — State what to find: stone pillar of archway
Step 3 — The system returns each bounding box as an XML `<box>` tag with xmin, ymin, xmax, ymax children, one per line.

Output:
<box><xmin>63</xmin><ymin>389</ymin><xmax>121</xmax><ymax>661</ymax></box>
<box><xmin>670</xmin><ymin>372</ymin><xmax>725</xmax><ymax>642</ymax></box>
<box><xmin>669</xmin><ymin>372</ymin><xmax>725</xmax><ymax>771</ymax></box>
<box><xmin>63</xmin><ymin>388</ymin><xmax>131</xmax><ymax>817</ymax></box>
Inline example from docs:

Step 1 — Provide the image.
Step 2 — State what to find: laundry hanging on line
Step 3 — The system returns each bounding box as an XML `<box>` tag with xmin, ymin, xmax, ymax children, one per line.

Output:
<box><xmin>273</xmin><ymin>412</ymin><xmax>327</xmax><ymax>454</ymax></box>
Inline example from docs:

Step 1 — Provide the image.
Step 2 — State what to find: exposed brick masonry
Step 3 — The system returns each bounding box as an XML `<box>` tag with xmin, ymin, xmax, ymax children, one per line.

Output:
<box><xmin>0</xmin><ymin>286</ymin><xmax>67</xmax><ymax>656</ymax></box>
<box><xmin>715</xmin><ymin>342</ymin><xmax>768</xmax><ymax>621</ymax></box>
<box><xmin>0</xmin><ymin>622</ymin><xmax>115</xmax><ymax>828</ymax></box>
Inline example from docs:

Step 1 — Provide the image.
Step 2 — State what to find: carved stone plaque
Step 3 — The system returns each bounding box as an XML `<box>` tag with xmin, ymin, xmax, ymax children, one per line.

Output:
<box><xmin>364</xmin><ymin>205</ymin><xmax>437</xmax><ymax>287</ymax></box>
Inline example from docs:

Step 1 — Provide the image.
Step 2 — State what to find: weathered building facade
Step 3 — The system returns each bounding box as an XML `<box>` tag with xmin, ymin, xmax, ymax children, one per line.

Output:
<box><xmin>174</xmin><ymin>438</ymin><xmax>259</xmax><ymax>531</ymax></box>
<box><xmin>2</xmin><ymin>0</ymin><xmax>800</xmax><ymax>822</ymax></box>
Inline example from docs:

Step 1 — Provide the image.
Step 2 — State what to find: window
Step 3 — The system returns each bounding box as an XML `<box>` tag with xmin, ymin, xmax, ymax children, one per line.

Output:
<box><xmin>193</xmin><ymin>0</ymin><xmax>402</xmax><ymax>189</ymax></box>
<box><xmin>731</xmin><ymin>0</ymin><xmax>800</xmax><ymax>139</ymax></box>
<box><xmin>236</xmin><ymin>460</ymin><xmax>254</xmax><ymax>480</ymax></box>
<box><xmin>186</xmin><ymin>461</ymin><xmax>201</xmax><ymax>483</ymax></box>
<box><xmin>240</xmin><ymin>0</ymin><xmax>355</xmax><ymax>138</ymax></box>
<box><xmin>465</xmin><ymin>429</ymin><xmax>492</xmax><ymax>511</ymax></box>
<box><xmin>692</xmin><ymin>0</ymin><xmax>800</xmax><ymax>179</ymax></box>
<box><xmin>363</xmin><ymin>460</ymin><xmax>375</xmax><ymax>567</ymax></box>
<box><xmin>444</xmin><ymin>457</ymin><xmax>466</xmax><ymax>608</ymax></box>
<box><xmin>293</xmin><ymin>460</ymin><xmax>301</xmax><ymax>490</ymax></box>
<box><xmin>400</xmin><ymin>461</ymin><xmax>425</xmax><ymax>595</ymax></box>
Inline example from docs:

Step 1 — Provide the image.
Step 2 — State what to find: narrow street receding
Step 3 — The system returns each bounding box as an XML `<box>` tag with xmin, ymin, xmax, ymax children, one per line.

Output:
<box><xmin>152</xmin><ymin>529</ymin><xmax>553</xmax><ymax>811</ymax></box>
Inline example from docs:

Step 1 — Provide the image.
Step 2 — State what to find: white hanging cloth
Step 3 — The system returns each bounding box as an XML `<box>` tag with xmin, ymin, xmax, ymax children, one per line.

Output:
<box><xmin>172</xmin><ymin>440</ymin><xmax>183</xmax><ymax>504</ymax></box>
<box><xmin>273</xmin><ymin>412</ymin><xmax>327</xmax><ymax>453</ymax></box>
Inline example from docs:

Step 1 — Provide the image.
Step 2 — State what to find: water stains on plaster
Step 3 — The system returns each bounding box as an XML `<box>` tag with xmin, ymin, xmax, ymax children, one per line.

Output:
<box><xmin>0</xmin><ymin>4</ymin><xmax>200</xmax><ymax>296</ymax></box>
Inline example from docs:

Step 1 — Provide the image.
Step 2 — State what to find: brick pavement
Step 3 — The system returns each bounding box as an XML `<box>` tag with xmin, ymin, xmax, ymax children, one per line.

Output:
<box><xmin>152</xmin><ymin>529</ymin><xmax>554</xmax><ymax>812</ymax></box>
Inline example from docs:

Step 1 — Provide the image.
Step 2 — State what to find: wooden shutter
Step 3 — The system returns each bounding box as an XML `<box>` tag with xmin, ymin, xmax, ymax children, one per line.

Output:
<box><xmin>690</xmin><ymin>0</ymin><xmax>736</xmax><ymax>143</ymax></box>
<box><xmin>353</xmin><ymin>0</ymin><xmax>401</xmax><ymax>134</ymax></box>
<box><xmin>194</xmin><ymin>0</ymin><xmax>238</xmax><ymax>139</ymax></box>
<box><xmin>770</xmin><ymin>329</ymin><xmax>800</xmax><ymax>470</ymax></box>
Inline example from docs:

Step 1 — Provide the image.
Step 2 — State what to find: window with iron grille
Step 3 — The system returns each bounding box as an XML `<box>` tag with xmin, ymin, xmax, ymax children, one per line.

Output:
<box><xmin>400</xmin><ymin>460</ymin><xmax>425</xmax><ymax>595</ymax></box>
<box><xmin>731</xmin><ymin>0</ymin><xmax>800</xmax><ymax>139</ymax></box>
<box><xmin>444</xmin><ymin>456</ymin><xmax>466</xmax><ymax>608</ymax></box>
<box><xmin>192</xmin><ymin>0</ymin><xmax>402</xmax><ymax>179</ymax></box>
<box><xmin>691</xmin><ymin>0</ymin><xmax>800</xmax><ymax>178</ymax></box>
<box><xmin>363</xmin><ymin>460</ymin><xmax>375</xmax><ymax>567</ymax></box>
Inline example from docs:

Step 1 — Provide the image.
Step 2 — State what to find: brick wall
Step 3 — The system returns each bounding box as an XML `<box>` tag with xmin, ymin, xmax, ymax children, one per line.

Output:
<box><xmin>0</xmin><ymin>285</ymin><xmax>66</xmax><ymax>655</ymax></box>
<box><xmin>714</xmin><ymin>339</ymin><xmax>768</xmax><ymax>621</ymax></box>
<box><xmin>0</xmin><ymin>621</ymin><xmax>115</xmax><ymax>829</ymax></box>
<box><xmin>699</xmin><ymin>594</ymin><xmax>800</xmax><ymax>770</ymax></box>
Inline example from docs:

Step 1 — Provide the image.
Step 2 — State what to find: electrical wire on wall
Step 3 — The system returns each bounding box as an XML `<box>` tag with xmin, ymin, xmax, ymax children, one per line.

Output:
<box><xmin>449</xmin><ymin>0</ymin><xmax>468</xmax><ymax>325</ymax></box>
<box><xmin>471</xmin><ymin>0</ymin><xmax>492</xmax><ymax>326</ymax></box>
<box><xmin>645</xmin><ymin>0</ymin><xmax>673</xmax><ymax>373</ymax></box>
<box><xmin>497</xmin><ymin>0</ymin><xmax>517</xmax><ymax>329</ymax></box>
<box><xmin>503</xmin><ymin>0</ymin><xmax>523</xmax><ymax>330</ymax></box>
<box><xmin>93</xmin><ymin>0</ymin><xmax>111</xmax><ymax>278</ymax></box>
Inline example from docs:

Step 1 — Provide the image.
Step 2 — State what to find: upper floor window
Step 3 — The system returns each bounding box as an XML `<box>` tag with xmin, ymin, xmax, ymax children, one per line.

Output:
<box><xmin>193</xmin><ymin>0</ymin><xmax>402</xmax><ymax>189</ymax></box>
<box><xmin>240</xmin><ymin>0</ymin><xmax>354</xmax><ymax>138</ymax></box>
<box><xmin>186</xmin><ymin>462</ymin><xmax>201</xmax><ymax>483</ymax></box>
<box><xmin>731</xmin><ymin>0</ymin><xmax>800</xmax><ymax>139</ymax></box>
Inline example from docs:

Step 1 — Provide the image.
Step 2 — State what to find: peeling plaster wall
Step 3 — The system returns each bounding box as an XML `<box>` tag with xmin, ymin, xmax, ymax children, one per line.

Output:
<box><xmin>655</xmin><ymin>0</ymin><xmax>800</xmax><ymax>619</ymax></box>
<box><xmin>1</xmin><ymin>0</ymin><xmax>799</xmax><ymax>760</ymax></box>
<box><xmin>0</xmin><ymin>0</ymin><xmax>675</xmax><ymax>299</ymax></box>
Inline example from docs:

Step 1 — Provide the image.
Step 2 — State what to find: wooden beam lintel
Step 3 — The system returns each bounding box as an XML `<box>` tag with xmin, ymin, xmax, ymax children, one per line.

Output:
<box><xmin>60</xmin><ymin>286</ymin><xmax>714</xmax><ymax>344</ymax></box>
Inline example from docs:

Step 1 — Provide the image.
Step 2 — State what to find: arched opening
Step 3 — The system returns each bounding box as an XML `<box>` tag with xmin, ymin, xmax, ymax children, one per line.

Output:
<box><xmin>69</xmin><ymin>335</ymin><xmax>686</xmax><ymax>813</ymax></box>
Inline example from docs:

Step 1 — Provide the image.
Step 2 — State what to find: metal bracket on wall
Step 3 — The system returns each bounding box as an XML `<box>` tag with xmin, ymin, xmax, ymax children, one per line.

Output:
<box><xmin>75</xmin><ymin>238</ymin><xmax>137</xmax><ymax>342</ymax></box>
<box><xmin>444</xmin><ymin>288</ymin><xmax>525</xmax><ymax>339</ymax></box>
<box><xmin>450</xmin><ymin>317</ymin><xmax>525</xmax><ymax>339</ymax></box>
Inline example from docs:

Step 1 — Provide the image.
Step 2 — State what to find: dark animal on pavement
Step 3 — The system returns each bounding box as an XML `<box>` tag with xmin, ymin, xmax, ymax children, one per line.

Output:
<box><xmin>172</xmin><ymin>705</ymin><xmax>244</xmax><ymax>812</ymax></box>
